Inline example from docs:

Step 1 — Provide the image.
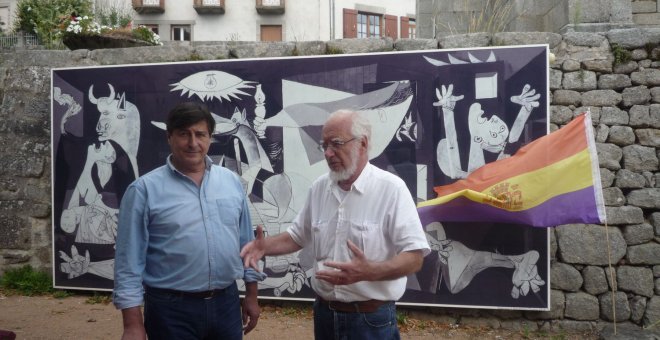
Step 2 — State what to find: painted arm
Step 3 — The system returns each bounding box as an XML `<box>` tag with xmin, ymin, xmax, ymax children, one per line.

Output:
<box><xmin>433</xmin><ymin>84</ymin><xmax>466</xmax><ymax>178</ymax></box>
<box><xmin>509</xmin><ymin>84</ymin><xmax>540</xmax><ymax>143</ymax></box>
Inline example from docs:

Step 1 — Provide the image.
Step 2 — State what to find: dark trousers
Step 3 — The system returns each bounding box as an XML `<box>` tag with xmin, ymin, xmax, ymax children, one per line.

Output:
<box><xmin>313</xmin><ymin>299</ymin><xmax>400</xmax><ymax>340</ymax></box>
<box><xmin>144</xmin><ymin>282</ymin><xmax>242</xmax><ymax>340</ymax></box>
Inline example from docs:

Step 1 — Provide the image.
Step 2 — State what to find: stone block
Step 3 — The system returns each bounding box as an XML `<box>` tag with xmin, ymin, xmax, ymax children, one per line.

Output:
<box><xmin>615</xmin><ymin>168</ymin><xmax>647</xmax><ymax>188</ymax></box>
<box><xmin>622</xmin><ymin>144</ymin><xmax>659</xmax><ymax>171</ymax></box>
<box><xmin>551</xmin><ymin>262</ymin><xmax>583</xmax><ymax>291</ymax></box>
<box><xmin>583</xmin><ymin>266</ymin><xmax>610</xmax><ymax>295</ymax></box>
<box><xmin>606</xmin><ymin>125</ymin><xmax>636</xmax><ymax>145</ymax></box>
<box><xmin>565</xmin><ymin>292</ymin><xmax>600</xmax><ymax>320</ymax></box>
<box><xmin>598</xmin><ymin>74</ymin><xmax>632</xmax><ymax>89</ymax></box>
<box><xmin>599</xmin><ymin>291</ymin><xmax>631</xmax><ymax>322</ymax></box>
<box><xmin>556</xmin><ymin>224</ymin><xmax>626</xmax><ymax>265</ymax></box>
<box><xmin>581</xmin><ymin>90</ymin><xmax>622</xmax><ymax>106</ymax></box>
<box><xmin>635</xmin><ymin>128</ymin><xmax>660</xmax><ymax>147</ymax></box>
<box><xmin>563</xmin><ymin>70</ymin><xmax>598</xmax><ymax>90</ymax></box>
<box><xmin>622</xmin><ymin>85</ymin><xmax>651</xmax><ymax>107</ymax></box>
<box><xmin>605</xmin><ymin>205</ymin><xmax>645</xmax><ymax>224</ymax></box>
<box><xmin>627</xmin><ymin>188</ymin><xmax>660</xmax><ymax>208</ymax></box>
<box><xmin>627</xmin><ymin>243</ymin><xmax>660</xmax><ymax>265</ymax></box>
<box><xmin>623</xmin><ymin>223</ymin><xmax>656</xmax><ymax>245</ymax></box>
<box><xmin>603</xmin><ymin>186</ymin><xmax>626</xmax><ymax>206</ymax></box>
<box><xmin>596</xmin><ymin>142</ymin><xmax>623</xmax><ymax>170</ymax></box>
<box><xmin>617</xmin><ymin>265</ymin><xmax>655</xmax><ymax>297</ymax></box>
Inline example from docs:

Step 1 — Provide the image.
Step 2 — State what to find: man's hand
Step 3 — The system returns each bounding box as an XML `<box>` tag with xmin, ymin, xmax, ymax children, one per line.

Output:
<box><xmin>121</xmin><ymin>307</ymin><xmax>146</xmax><ymax>340</ymax></box>
<box><xmin>242</xmin><ymin>282</ymin><xmax>260</xmax><ymax>334</ymax></box>
<box><xmin>240</xmin><ymin>225</ymin><xmax>266</xmax><ymax>271</ymax></box>
<box><xmin>316</xmin><ymin>240</ymin><xmax>372</xmax><ymax>285</ymax></box>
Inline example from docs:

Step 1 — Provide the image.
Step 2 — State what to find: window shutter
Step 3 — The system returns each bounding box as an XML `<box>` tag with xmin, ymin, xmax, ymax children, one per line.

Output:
<box><xmin>401</xmin><ymin>17</ymin><xmax>410</xmax><ymax>39</ymax></box>
<box><xmin>343</xmin><ymin>8</ymin><xmax>357</xmax><ymax>38</ymax></box>
<box><xmin>384</xmin><ymin>14</ymin><xmax>397</xmax><ymax>39</ymax></box>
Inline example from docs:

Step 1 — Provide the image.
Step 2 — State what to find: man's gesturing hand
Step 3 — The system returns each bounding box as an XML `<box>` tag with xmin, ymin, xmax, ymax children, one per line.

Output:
<box><xmin>316</xmin><ymin>240</ymin><xmax>373</xmax><ymax>285</ymax></box>
<box><xmin>240</xmin><ymin>225</ymin><xmax>266</xmax><ymax>272</ymax></box>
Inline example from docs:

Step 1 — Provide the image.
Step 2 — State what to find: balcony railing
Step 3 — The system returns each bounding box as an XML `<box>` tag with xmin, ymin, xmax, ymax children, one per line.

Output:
<box><xmin>194</xmin><ymin>0</ymin><xmax>225</xmax><ymax>14</ymax></box>
<box><xmin>256</xmin><ymin>0</ymin><xmax>285</xmax><ymax>15</ymax></box>
<box><xmin>132</xmin><ymin>0</ymin><xmax>165</xmax><ymax>14</ymax></box>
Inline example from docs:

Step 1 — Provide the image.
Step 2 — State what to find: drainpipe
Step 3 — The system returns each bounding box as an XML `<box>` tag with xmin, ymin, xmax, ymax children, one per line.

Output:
<box><xmin>330</xmin><ymin>0</ymin><xmax>335</xmax><ymax>40</ymax></box>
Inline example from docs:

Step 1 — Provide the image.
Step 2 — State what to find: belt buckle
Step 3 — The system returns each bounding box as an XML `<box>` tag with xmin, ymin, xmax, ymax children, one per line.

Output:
<box><xmin>203</xmin><ymin>290</ymin><xmax>215</xmax><ymax>299</ymax></box>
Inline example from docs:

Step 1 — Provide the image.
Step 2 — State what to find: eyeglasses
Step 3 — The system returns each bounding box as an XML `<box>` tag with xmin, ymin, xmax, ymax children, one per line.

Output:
<box><xmin>318</xmin><ymin>137</ymin><xmax>357</xmax><ymax>152</ymax></box>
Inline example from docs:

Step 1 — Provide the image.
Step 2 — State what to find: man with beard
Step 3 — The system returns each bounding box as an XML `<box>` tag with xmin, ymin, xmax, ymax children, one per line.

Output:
<box><xmin>241</xmin><ymin>109</ymin><xmax>430</xmax><ymax>340</ymax></box>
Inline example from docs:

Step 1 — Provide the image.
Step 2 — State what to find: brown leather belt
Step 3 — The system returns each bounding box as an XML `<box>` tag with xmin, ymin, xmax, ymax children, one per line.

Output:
<box><xmin>317</xmin><ymin>297</ymin><xmax>388</xmax><ymax>313</ymax></box>
<box><xmin>145</xmin><ymin>285</ymin><xmax>228</xmax><ymax>299</ymax></box>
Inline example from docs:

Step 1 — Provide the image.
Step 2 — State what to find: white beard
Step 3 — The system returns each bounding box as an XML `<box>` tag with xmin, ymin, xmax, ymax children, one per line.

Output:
<box><xmin>328</xmin><ymin>143</ymin><xmax>359</xmax><ymax>182</ymax></box>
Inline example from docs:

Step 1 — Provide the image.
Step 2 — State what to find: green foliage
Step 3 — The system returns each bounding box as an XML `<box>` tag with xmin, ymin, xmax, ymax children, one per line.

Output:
<box><xmin>95</xmin><ymin>0</ymin><xmax>133</xmax><ymax>28</ymax></box>
<box><xmin>0</xmin><ymin>265</ymin><xmax>53</xmax><ymax>296</ymax></box>
<box><xmin>131</xmin><ymin>25</ymin><xmax>161</xmax><ymax>45</ymax></box>
<box><xmin>611</xmin><ymin>43</ymin><xmax>632</xmax><ymax>65</ymax></box>
<box><xmin>396</xmin><ymin>311</ymin><xmax>409</xmax><ymax>326</ymax></box>
<box><xmin>85</xmin><ymin>292</ymin><xmax>112</xmax><ymax>305</ymax></box>
<box><xmin>325</xmin><ymin>45</ymin><xmax>343</xmax><ymax>54</ymax></box>
<box><xmin>438</xmin><ymin>0</ymin><xmax>520</xmax><ymax>35</ymax></box>
<box><xmin>188</xmin><ymin>52</ymin><xmax>204</xmax><ymax>61</ymax></box>
<box><xmin>13</xmin><ymin>0</ymin><xmax>94</xmax><ymax>47</ymax></box>
<box><xmin>52</xmin><ymin>289</ymin><xmax>74</xmax><ymax>298</ymax></box>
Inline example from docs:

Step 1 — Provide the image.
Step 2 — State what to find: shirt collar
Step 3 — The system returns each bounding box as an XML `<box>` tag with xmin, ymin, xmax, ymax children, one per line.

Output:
<box><xmin>166</xmin><ymin>154</ymin><xmax>213</xmax><ymax>174</ymax></box>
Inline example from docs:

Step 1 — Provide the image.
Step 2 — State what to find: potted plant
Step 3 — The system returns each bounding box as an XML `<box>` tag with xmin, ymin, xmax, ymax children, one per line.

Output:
<box><xmin>59</xmin><ymin>15</ymin><xmax>162</xmax><ymax>50</ymax></box>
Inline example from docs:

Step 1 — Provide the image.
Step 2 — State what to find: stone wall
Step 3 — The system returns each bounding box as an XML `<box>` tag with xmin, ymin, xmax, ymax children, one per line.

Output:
<box><xmin>417</xmin><ymin>0</ymin><xmax>659</xmax><ymax>38</ymax></box>
<box><xmin>0</xmin><ymin>28</ymin><xmax>659</xmax><ymax>333</ymax></box>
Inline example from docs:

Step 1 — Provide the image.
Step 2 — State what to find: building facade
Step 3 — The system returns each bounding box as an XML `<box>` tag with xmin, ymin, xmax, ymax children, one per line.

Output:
<box><xmin>130</xmin><ymin>0</ymin><xmax>416</xmax><ymax>43</ymax></box>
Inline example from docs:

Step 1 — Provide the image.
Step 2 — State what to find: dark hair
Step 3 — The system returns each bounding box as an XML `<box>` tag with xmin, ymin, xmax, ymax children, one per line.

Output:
<box><xmin>166</xmin><ymin>102</ymin><xmax>215</xmax><ymax>135</ymax></box>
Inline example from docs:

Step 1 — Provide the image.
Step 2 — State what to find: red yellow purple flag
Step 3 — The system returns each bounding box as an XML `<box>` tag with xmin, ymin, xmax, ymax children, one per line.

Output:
<box><xmin>417</xmin><ymin>113</ymin><xmax>606</xmax><ymax>227</ymax></box>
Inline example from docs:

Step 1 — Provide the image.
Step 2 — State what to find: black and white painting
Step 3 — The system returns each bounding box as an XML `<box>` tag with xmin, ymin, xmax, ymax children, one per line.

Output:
<box><xmin>52</xmin><ymin>45</ymin><xmax>549</xmax><ymax>310</ymax></box>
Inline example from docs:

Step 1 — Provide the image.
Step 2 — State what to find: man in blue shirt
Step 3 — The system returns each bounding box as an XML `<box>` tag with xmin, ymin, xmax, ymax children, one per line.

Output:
<box><xmin>113</xmin><ymin>102</ymin><xmax>263</xmax><ymax>339</ymax></box>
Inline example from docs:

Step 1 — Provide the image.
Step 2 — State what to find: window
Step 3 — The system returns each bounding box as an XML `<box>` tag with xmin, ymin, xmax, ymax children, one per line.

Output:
<box><xmin>203</xmin><ymin>0</ymin><xmax>220</xmax><ymax>4</ymax></box>
<box><xmin>143</xmin><ymin>0</ymin><xmax>160</xmax><ymax>5</ymax></box>
<box><xmin>144</xmin><ymin>24</ymin><xmax>159</xmax><ymax>35</ymax></box>
<box><xmin>260</xmin><ymin>25</ymin><xmax>282</xmax><ymax>41</ymax></box>
<box><xmin>357</xmin><ymin>13</ymin><xmax>381</xmax><ymax>38</ymax></box>
<box><xmin>408</xmin><ymin>19</ymin><xmax>416</xmax><ymax>39</ymax></box>
<box><xmin>171</xmin><ymin>25</ymin><xmax>191</xmax><ymax>41</ymax></box>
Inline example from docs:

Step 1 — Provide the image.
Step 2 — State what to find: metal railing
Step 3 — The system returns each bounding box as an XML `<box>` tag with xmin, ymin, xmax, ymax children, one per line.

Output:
<box><xmin>0</xmin><ymin>32</ymin><xmax>41</xmax><ymax>49</ymax></box>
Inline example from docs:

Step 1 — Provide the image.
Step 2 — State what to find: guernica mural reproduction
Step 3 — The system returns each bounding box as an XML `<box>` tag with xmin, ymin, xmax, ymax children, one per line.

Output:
<box><xmin>51</xmin><ymin>45</ymin><xmax>550</xmax><ymax>310</ymax></box>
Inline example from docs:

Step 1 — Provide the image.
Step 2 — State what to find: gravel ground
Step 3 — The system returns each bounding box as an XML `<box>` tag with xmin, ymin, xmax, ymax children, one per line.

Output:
<box><xmin>0</xmin><ymin>292</ymin><xmax>601</xmax><ymax>339</ymax></box>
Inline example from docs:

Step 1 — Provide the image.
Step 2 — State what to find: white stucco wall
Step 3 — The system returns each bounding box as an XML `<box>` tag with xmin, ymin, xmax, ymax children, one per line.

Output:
<box><xmin>129</xmin><ymin>0</ymin><xmax>415</xmax><ymax>42</ymax></box>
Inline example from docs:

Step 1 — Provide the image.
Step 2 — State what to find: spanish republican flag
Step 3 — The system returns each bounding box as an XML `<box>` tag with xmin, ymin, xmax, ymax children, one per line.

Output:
<box><xmin>417</xmin><ymin>113</ymin><xmax>606</xmax><ymax>227</ymax></box>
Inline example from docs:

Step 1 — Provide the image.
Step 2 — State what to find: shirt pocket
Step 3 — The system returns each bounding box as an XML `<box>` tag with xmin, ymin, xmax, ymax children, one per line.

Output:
<box><xmin>349</xmin><ymin>221</ymin><xmax>386</xmax><ymax>261</ymax></box>
<box><xmin>215</xmin><ymin>196</ymin><xmax>242</xmax><ymax>227</ymax></box>
<box><xmin>311</xmin><ymin>220</ymin><xmax>333</xmax><ymax>261</ymax></box>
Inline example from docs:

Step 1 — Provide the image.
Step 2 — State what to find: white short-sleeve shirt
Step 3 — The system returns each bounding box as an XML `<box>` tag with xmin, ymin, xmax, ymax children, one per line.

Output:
<box><xmin>288</xmin><ymin>163</ymin><xmax>430</xmax><ymax>302</ymax></box>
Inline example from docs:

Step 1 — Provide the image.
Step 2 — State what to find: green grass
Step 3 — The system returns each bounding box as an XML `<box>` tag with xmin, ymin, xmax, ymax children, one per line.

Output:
<box><xmin>0</xmin><ymin>265</ymin><xmax>53</xmax><ymax>296</ymax></box>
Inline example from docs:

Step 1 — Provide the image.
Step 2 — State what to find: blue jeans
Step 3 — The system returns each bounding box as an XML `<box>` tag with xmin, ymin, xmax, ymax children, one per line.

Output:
<box><xmin>144</xmin><ymin>282</ymin><xmax>242</xmax><ymax>340</ymax></box>
<box><xmin>313</xmin><ymin>299</ymin><xmax>400</xmax><ymax>340</ymax></box>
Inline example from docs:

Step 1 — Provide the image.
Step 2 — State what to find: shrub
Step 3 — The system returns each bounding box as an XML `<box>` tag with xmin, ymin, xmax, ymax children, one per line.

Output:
<box><xmin>0</xmin><ymin>265</ymin><xmax>53</xmax><ymax>296</ymax></box>
<box><xmin>13</xmin><ymin>0</ymin><xmax>94</xmax><ymax>47</ymax></box>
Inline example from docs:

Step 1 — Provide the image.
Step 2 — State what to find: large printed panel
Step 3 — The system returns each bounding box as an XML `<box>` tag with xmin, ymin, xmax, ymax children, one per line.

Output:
<box><xmin>52</xmin><ymin>46</ymin><xmax>549</xmax><ymax>310</ymax></box>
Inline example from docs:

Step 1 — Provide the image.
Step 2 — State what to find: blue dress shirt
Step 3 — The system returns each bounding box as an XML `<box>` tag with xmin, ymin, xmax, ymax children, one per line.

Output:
<box><xmin>113</xmin><ymin>155</ymin><xmax>264</xmax><ymax>310</ymax></box>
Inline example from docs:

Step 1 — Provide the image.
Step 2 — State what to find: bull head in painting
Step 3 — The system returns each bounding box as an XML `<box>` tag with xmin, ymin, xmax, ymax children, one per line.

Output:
<box><xmin>88</xmin><ymin>84</ymin><xmax>141</xmax><ymax>177</ymax></box>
